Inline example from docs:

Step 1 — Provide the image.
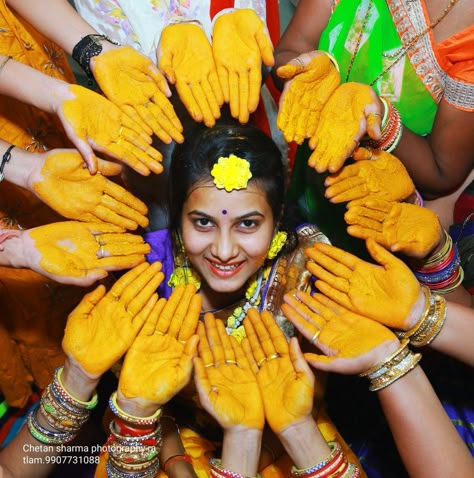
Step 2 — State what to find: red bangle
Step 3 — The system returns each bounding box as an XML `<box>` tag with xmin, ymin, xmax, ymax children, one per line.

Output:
<box><xmin>162</xmin><ymin>453</ymin><xmax>192</xmax><ymax>472</ymax></box>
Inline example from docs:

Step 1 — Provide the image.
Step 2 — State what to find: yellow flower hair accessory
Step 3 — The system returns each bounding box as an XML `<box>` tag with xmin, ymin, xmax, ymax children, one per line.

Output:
<box><xmin>267</xmin><ymin>231</ymin><xmax>288</xmax><ymax>259</ymax></box>
<box><xmin>211</xmin><ymin>154</ymin><xmax>252</xmax><ymax>192</ymax></box>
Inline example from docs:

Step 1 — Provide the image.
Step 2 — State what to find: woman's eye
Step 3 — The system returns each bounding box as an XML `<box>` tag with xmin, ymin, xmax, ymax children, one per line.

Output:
<box><xmin>194</xmin><ymin>218</ymin><xmax>213</xmax><ymax>228</ymax></box>
<box><xmin>239</xmin><ymin>219</ymin><xmax>258</xmax><ymax>229</ymax></box>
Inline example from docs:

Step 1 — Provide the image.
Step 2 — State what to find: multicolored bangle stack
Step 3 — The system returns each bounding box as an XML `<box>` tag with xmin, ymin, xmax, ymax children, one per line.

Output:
<box><xmin>290</xmin><ymin>441</ymin><xmax>360</xmax><ymax>477</ymax></box>
<box><xmin>106</xmin><ymin>391</ymin><xmax>162</xmax><ymax>478</ymax></box>
<box><xmin>364</xmin><ymin>96</ymin><xmax>403</xmax><ymax>153</ymax></box>
<box><xmin>27</xmin><ymin>366</ymin><xmax>98</xmax><ymax>445</ymax></box>
<box><xmin>209</xmin><ymin>458</ymin><xmax>262</xmax><ymax>478</ymax></box>
<box><xmin>359</xmin><ymin>340</ymin><xmax>421</xmax><ymax>392</ymax></box>
<box><xmin>397</xmin><ymin>286</ymin><xmax>447</xmax><ymax>347</ymax></box>
<box><xmin>410</xmin><ymin>230</ymin><xmax>464</xmax><ymax>294</ymax></box>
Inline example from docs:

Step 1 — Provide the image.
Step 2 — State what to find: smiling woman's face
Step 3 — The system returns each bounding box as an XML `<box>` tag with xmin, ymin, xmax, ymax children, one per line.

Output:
<box><xmin>181</xmin><ymin>181</ymin><xmax>275</xmax><ymax>310</ymax></box>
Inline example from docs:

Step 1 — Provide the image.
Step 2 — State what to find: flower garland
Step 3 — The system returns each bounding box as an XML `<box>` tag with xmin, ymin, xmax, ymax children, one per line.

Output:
<box><xmin>168</xmin><ymin>231</ymin><xmax>287</xmax><ymax>342</ymax></box>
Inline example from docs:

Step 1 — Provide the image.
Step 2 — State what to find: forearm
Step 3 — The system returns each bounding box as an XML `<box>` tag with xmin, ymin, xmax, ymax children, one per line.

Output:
<box><xmin>0</xmin><ymin>56</ymin><xmax>72</xmax><ymax>114</ymax></box>
<box><xmin>427</xmin><ymin>300</ymin><xmax>474</xmax><ymax>366</ymax></box>
<box><xmin>378</xmin><ymin>365</ymin><xmax>474</xmax><ymax>477</ymax></box>
<box><xmin>392</xmin><ymin>104</ymin><xmax>473</xmax><ymax>198</ymax></box>
<box><xmin>277</xmin><ymin>416</ymin><xmax>330</xmax><ymax>470</ymax></box>
<box><xmin>6</xmin><ymin>0</ymin><xmax>98</xmax><ymax>55</ymax></box>
<box><xmin>0</xmin><ymin>359</ymin><xmax>99</xmax><ymax>478</ymax></box>
<box><xmin>222</xmin><ymin>427</ymin><xmax>262</xmax><ymax>476</ymax></box>
<box><xmin>272</xmin><ymin>0</ymin><xmax>332</xmax><ymax>90</ymax></box>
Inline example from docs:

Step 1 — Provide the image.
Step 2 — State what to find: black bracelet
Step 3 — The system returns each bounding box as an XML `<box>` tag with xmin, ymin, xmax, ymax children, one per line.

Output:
<box><xmin>72</xmin><ymin>34</ymin><xmax>119</xmax><ymax>83</ymax></box>
<box><xmin>0</xmin><ymin>145</ymin><xmax>15</xmax><ymax>182</ymax></box>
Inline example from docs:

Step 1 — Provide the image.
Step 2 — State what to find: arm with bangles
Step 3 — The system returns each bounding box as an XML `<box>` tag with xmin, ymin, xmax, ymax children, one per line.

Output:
<box><xmin>281</xmin><ymin>290</ymin><xmax>474</xmax><ymax>477</ymax></box>
<box><xmin>272</xmin><ymin>0</ymin><xmax>474</xmax><ymax>197</ymax></box>
<box><xmin>0</xmin><ymin>262</ymin><xmax>163</xmax><ymax>478</ymax></box>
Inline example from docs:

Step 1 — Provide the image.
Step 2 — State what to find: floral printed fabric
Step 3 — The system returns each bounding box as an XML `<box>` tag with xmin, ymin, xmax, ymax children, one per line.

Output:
<box><xmin>74</xmin><ymin>0</ymin><xmax>267</xmax><ymax>61</ymax></box>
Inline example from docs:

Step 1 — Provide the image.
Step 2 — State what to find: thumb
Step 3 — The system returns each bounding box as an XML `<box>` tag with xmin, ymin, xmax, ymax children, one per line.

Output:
<box><xmin>366</xmin><ymin>238</ymin><xmax>396</xmax><ymax>269</ymax></box>
<box><xmin>303</xmin><ymin>352</ymin><xmax>336</xmax><ymax>372</ymax></box>
<box><xmin>157</xmin><ymin>49</ymin><xmax>176</xmax><ymax>85</ymax></box>
<box><xmin>96</xmin><ymin>157</ymin><xmax>123</xmax><ymax>176</ymax></box>
<box><xmin>276</xmin><ymin>64</ymin><xmax>302</xmax><ymax>79</ymax></box>
<box><xmin>65</xmin><ymin>130</ymin><xmax>98</xmax><ymax>174</ymax></box>
<box><xmin>255</xmin><ymin>28</ymin><xmax>274</xmax><ymax>66</ymax></box>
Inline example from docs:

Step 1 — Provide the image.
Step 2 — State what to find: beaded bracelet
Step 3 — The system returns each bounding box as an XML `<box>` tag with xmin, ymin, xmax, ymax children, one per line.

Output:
<box><xmin>109</xmin><ymin>391</ymin><xmax>162</xmax><ymax>426</ymax></box>
<box><xmin>55</xmin><ymin>367</ymin><xmax>98</xmax><ymax>410</ymax></box>
<box><xmin>27</xmin><ymin>404</ymin><xmax>77</xmax><ymax>445</ymax></box>
<box><xmin>209</xmin><ymin>458</ymin><xmax>262</xmax><ymax>478</ymax></box>
<box><xmin>106</xmin><ymin>458</ymin><xmax>160</xmax><ymax>478</ymax></box>
<box><xmin>71</xmin><ymin>34</ymin><xmax>119</xmax><ymax>83</ymax></box>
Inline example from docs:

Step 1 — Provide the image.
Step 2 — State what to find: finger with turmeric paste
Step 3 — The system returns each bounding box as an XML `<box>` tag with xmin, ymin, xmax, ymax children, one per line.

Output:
<box><xmin>213</xmin><ymin>9</ymin><xmax>274</xmax><ymax>124</ymax></box>
<box><xmin>308</xmin><ymin>82</ymin><xmax>380</xmax><ymax>173</ymax></box>
<box><xmin>29</xmin><ymin>150</ymin><xmax>149</xmax><ymax>230</ymax></box>
<box><xmin>345</xmin><ymin>198</ymin><xmax>443</xmax><ymax>259</ymax></box>
<box><xmin>57</xmin><ymin>84</ymin><xmax>163</xmax><ymax>175</ymax></box>
<box><xmin>276</xmin><ymin>52</ymin><xmax>340</xmax><ymax>144</ymax></box>
<box><xmin>62</xmin><ymin>262</ymin><xmax>163</xmax><ymax>376</ymax></box>
<box><xmin>325</xmin><ymin>148</ymin><xmax>415</xmax><ymax>203</ymax></box>
<box><xmin>305</xmin><ymin>240</ymin><xmax>421</xmax><ymax>330</ymax></box>
<box><xmin>119</xmin><ymin>285</ymin><xmax>200</xmax><ymax>406</ymax></box>
<box><xmin>20</xmin><ymin>221</ymin><xmax>151</xmax><ymax>286</ymax></box>
<box><xmin>282</xmin><ymin>290</ymin><xmax>399</xmax><ymax>375</ymax></box>
<box><xmin>157</xmin><ymin>23</ymin><xmax>223</xmax><ymax>127</ymax></box>
<box><xmin>91</xmin><ymin>46</ymin><xmax>184</xmax><ymax>144</ymax></box>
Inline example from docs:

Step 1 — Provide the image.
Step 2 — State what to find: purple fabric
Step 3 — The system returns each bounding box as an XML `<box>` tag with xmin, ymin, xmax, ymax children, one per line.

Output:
<box><xmin>143</xmin><ymin>229</ymin><xmax>174</xmax><ymax>299</ymax></box>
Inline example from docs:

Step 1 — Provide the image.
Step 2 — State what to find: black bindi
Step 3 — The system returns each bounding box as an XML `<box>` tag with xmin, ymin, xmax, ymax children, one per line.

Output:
<box><xmin>222</xmin><ymin>209</ymin><xmax>227</xmax><ymax>215</ymax></box>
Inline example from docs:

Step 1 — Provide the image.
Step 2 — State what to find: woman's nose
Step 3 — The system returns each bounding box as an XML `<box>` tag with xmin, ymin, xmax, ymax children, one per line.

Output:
<box><xmin>211</xmin><ymin>231</ymin><xmax>238</xmax><ymax>262</ymax></box>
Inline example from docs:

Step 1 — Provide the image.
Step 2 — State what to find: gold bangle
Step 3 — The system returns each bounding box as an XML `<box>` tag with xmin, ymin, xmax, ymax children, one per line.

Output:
<box><xmin>359</xmin><ymin>339</ymin><xmax>410</xmax><ymax>378</ymax></box>
<box><xmin>369</xmin><ymin>350</ymin><xmax>421</xmax><ymax>392</ymax></box>
<box><xmin>321</xmin><ymin>51</ymin><xmax>340</xmax><ymax>72</ymax></box>
<box><xmin>410</xmin><ymin>294</ymin><xmax>447</xmax><ymax>347</ymax></box>
<box><xmin>379</xmin><ymin>96</ymin><xmax>391</xmax><ymax>130</ymax></box>
<box><xmin>397</xmin><ymin>286</ymin><xmax>432</xmax><ymax>339</ymax></box>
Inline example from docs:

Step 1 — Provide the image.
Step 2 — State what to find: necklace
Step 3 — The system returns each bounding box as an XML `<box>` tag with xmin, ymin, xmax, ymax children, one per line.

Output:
<box><xmin>345</xmin><ymin>0</ymin><xmax>460</xmax><ymax>85</ymax></box>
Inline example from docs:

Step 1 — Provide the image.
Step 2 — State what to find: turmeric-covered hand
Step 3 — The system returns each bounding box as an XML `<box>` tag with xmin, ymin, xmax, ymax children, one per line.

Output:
<box><xmin>213</xmin><ymin>9</ymin><xmax>274</xmax><ymax>124</ymax></box>
<box><xmin>345</xmin><ymin>198</ymin><xmax>443</xmax><ymax>259</ymax></box>
<box><xmin>62</xmin><ymin>262</ymin><xmax>163</xmax><ymax>376</ymax></box>
<box><xmin>22</xmin><ymin>221</ymin><xmax>151</xmax><ymax>286</ymax></box>
<box><xmin>308</xmin><ymin>83</ymin><xmax>381</xmax><ymax>173</ymax></box>
<box><xmin>158</xmin><ymin>23</ymin><xmax>223</xmax><ymax>127</ymax></box>
<box><xmin>243</xmin><ymin>309</ymin><xmax>314</xmax><ymax>433</ymax></box>
<box><xmin>30</xmin><ymin>150</ymin><xmax>149</xmax><ymax>230</ymax></box>
<box><xmin>276</xmin><ymin>52</ymin><xmax>340</xmax><ymax>144</ymax></box>
<box><xmin>91</xmin><ymin>46</ymin><xmax>184</xmax><ymax>144</ymax></box>
<box><xmin>58</xmin><ymin>85</ymin><xmax>163</xmax><ymax>175</ymax></box>
<box><xmin>119</xmin><ymin>285</ymin><xmax>200</xmax><ymax>406</ymax></box>
<box><xmin>195</xmin><ymin>313</ymin><xmax>264</xmax><ymax>431</ymax></box>
<box><xmin>325</xmin><ymin>148</ymin><xmax>415</xmax><ymax>203</ymax></box>
<box><xmin>282</xmin><ymin>291</ymin><xmax>399</xmax><ymax>374</ymax></box>
<box><xmin>305</xmin><ymin>240</ymin><xmax>421</xmax><ymax>329</ymax></box>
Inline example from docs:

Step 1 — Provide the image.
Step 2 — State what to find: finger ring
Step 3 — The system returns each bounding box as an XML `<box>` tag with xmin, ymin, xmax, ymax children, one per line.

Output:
<box><xmin>118</xmin><ymin>126</ymin><xmax>124</xmax><ymax>136</ymax></box>
<box><xmin>293</xmin><ymin>57</ymin><xmax>304</xmax><ymax>68</ymax></box>
<box><xmin>204</xmin><ymin>363</ymin><xmax>214</xmax><ymax>368</ymax></box>
<box><xmin>99</xmin><ymin>245</ymin><xmax>105</xmax><ymax>258</ymax></box>
<box><xmin>367</xmin><ymin>112</ymin><xmax>382</xmax><ymax>121</ymax></box>
<box><xmin>144</xmin><ymin>101</ymin><xmax>152</xmax><ymax>109</ymax></box>
<box><xmin>310</xmin><ymin>330</ymin><xmax>321</xmax><ymax>345</ymax></box>
<box><xmin>179</xmin><ymin>339</ymin><xmax>187</xmax><ymax>345</ymax></box>
<box><xmin>267</xmin><ymin>353</ymin><xmax>280</xmax><ymax>362</ymax></box>
<box><xmin>257</xmin><ymin>357</ymin><xmax>267</xmax><ymax>367</ymax></box>
<box><xmin>225</xmin><ymin>360</ymin><xmax>237</xmax><ymax>365</ymax></box>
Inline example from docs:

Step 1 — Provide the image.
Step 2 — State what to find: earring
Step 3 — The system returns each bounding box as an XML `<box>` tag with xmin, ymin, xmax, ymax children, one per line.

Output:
<box><xmin>267</xmin><ymin>231</ymin><xmax>288</xmax><ymax>260</ymax></box>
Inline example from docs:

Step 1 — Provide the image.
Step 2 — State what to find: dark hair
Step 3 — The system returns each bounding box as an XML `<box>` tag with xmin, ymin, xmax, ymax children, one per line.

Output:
<box><xmin>168</xmin><ymin>121</ymin><xmax>287</xmax><ymax>233</ymax></box>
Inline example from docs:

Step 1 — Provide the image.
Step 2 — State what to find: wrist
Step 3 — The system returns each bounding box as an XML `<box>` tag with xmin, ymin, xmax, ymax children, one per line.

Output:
<box><xmin>0</xmin><ymin>143</ymin><xmax>36</xmax><ymax>189</ymax></box>
<box><xmin>62</xmin><ymin>357</ymin><xmax>100</xmax><ymax>401</ymax></box>
<box><xmin>0</xmin><ymin>229</ymin><xmax>24</xmax><ymax>268</ymax></box>
<box><xmin>222</xmin><ymin>426</ymin><xmax>262</xmax><ymax>475</ymax></box>
<box><xmin>278</xmin><ymin>416</ymin><xmax>330</xmax><ymax>470</ymax></box>
<box><xmin>116</xmin><ymin>388</ymin><xmax>162</xmax><ymax>419</ymax></box>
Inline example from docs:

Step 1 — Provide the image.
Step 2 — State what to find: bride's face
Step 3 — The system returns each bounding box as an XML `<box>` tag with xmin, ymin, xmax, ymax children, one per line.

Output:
<box><xmin>181</xmin><ymin>182</ymin><xmax>275</xmax><ymax>307</ymax></box>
